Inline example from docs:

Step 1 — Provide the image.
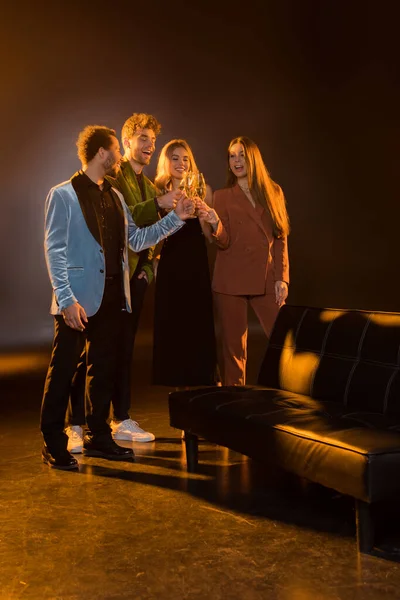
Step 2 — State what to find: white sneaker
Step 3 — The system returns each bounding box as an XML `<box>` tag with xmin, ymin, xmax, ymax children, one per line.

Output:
<box><xmin>65</xmin><ymin>425</ymin><xmax>83</xmax><ymax>454</ymax></box>
<box><xmin>111</xmin><ymin>419</ymin><xmax>155</xmax><ymax>443</ymax></box>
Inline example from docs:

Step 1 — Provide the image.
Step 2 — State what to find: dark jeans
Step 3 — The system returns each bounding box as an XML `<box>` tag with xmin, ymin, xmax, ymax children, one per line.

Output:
<box><xmin>67</xmin><ymin>272</ymin><xmax>148</xmax><ymax>425</ymax></box>
<box><xmin>40</xmin><ymin>278</ymin><xmax>123</xmax><ymax>454</ymax></box>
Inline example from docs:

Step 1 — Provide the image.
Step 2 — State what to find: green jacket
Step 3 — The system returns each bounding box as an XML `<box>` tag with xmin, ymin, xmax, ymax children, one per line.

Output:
<box><xmin>107</xmin><ymin>159</ymin><xmax>159</xmax><ymax>283</ymax></box>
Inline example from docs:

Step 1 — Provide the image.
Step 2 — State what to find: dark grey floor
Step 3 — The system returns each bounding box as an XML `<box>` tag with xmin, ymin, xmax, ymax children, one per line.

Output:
<box><xmin>1</xmin><ymin>341</ymin><xmax>400</xmax><ymax>600</ymax></box>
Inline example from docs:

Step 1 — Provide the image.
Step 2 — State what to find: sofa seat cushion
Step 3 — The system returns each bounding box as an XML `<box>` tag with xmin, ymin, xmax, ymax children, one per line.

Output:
<box><xmin>169</xmin><ymin>386</ymin><xmax>400</xmax><ymax>502</ymax></box>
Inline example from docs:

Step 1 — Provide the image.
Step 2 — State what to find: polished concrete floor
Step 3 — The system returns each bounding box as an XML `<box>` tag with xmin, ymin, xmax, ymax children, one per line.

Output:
<box><xmin>2</xmin><ymin>338</ymin><xmax>400</xmax><ymax>600</ymax></box>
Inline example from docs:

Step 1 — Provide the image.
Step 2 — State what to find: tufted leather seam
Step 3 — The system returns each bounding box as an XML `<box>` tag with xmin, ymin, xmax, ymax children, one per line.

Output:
<box><xmin>184</xmin><ymin>386</ymin><xmax>266</xmax><ymax>404</ymax></box>
<box><xmin>309</xmin><ymin>315</ymin><xmax>338</xmax><ymax>398</ymax></box>
<box><xmin>186</xmin><ymin>389</ymin><xmax>231</xmax><ymax>404</ymax></box>
<box><xmin>341</xmin><ymin>414</ymin><xmax>380</xmax><ymax>428</ymax></box>
<box><xmin>215</xmin><ymin>391</ymin><xmax>291</xmax><ymax>411</ymax></box>
<box><xmin>388</xmin><ymin>424</ymin><xmax>400</xmax><ymax>431</ymax></box>
<box><xmin>267</xmin><ymin>344</ymin><xmax>399</xmax><ymax>367</ymax></box>
<box><xmin>383</xmin><ymin>367</ymin><xmax>399</xmax><ymax>415</ymax></box>
<box><xmin>292</xmin><ymin>307</ymin><xmax>309</xmax><ymax>346</ymax></box>
<box><xmin>277</xmin><ymin>307</ymin><xmax>309</xmax><ymax>394</ymax></box>
<box><xmin>342</xmin><ymin>317</ymin><xmax>371</xmax><ymax>406</ymax></box>
<box><xmin>244</xmin><ymin>407</ymin><xmax>291</xmax><ymax>419</ymax></box>
<box><xmin>282</xmin><ymin>306</ymin><xmax>400</xmax><ymax>318</ymax></box>
<box><xmin>262</xmin><ymin>424</ymin><xmax>400</xmax><ymax>456</ymax></box>
<box><xmin>215</xmin><ymin>398</ymin><xmax>261</xmax><ymax>410</ymax></box>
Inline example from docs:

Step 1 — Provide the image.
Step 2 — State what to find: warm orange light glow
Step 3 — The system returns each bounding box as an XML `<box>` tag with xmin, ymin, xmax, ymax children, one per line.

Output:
<box><xmin>240</xmin><ymin>457</ymin><xmax>251</xmax><ymax>494</ymax></box>
<box><xmin>368</xmin><ymin>313</ymin><xmax>400</xmax><ymax>327</ymax></box>
<box><xmin>318</xmin><ymin>309</ymin><xmax>342</xmax><ymax>323</ymax></box>
<box><xmin>279</xmin><ymin>331</ymin><xmax>320</xmax><ymax>394</ymax></box>
<box><xmin>0</xmin><ymin>351</ymin><xmax>49</xmax><ymax>377</ymax></box>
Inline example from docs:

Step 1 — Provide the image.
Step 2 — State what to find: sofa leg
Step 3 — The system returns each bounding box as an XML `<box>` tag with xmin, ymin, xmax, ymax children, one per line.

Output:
<box><xmin>184</xmin><ymin>432</ymin><xmax>198</xmax><ymax>473</ymax></box>
<box><xmin>355</xmin><ymin>500</ymin><xmax>374</xmax><ymax>553</ymax></box>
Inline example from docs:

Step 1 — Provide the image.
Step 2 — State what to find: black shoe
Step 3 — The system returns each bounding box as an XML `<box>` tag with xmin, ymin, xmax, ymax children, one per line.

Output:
<box><xmin>42</xmin><ymin>446</ymin><xmax>79</xmax><ymax>470</ymax></box>
<box><xmin>83</xmin><ymin>437</ymin><xmax>135</xmax><ymax>461</ymax></box>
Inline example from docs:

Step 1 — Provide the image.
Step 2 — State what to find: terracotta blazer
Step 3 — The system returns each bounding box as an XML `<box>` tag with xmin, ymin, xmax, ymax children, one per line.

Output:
<box><xmin>212</xmin><ymin>184</ymin><xmax>289</xmax><ymax>296</ymax></box>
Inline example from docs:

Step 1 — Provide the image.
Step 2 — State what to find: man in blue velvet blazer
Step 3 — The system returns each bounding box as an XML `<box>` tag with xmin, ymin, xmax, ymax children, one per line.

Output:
<box><xmin>67</xmin><ymin>113</ymin><xmax>182</xmax><ymax>448</ymax></box>
<box><xmin>40</xmin><ymin>125</ymin><xmax>193</xmax><ymax>470</ymax></box>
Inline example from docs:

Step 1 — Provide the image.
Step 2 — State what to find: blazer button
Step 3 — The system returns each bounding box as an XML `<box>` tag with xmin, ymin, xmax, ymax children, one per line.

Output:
<box><xmin>100</xmin><ymin>249</ymin><xmax>104</xmax><ymax>253</ymax></box>
<box><xmin>100</xmin><ymin>269</ymin><xmax>104</xmax><ymax>273</ymax></box>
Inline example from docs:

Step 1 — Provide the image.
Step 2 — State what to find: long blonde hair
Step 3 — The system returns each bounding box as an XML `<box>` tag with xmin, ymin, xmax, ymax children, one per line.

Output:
<box><xmin>155</xmin><ymin>139</ymin><xmax>199</xmax><ymax>191</ymax></box>
<box><xmin>227</xmin><ymin>136</ymin><xmax>290</xmax><ymax>238</ymax></box>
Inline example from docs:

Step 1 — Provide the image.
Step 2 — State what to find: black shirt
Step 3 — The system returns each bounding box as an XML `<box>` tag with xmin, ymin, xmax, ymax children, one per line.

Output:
<box><xmin>135</xmin><ymin>171</ymin><xmax>146</xmax><ymax>202</ymax></box>
<box><xmin>71</xmin><ymin>171</ymin><xmax>125</xmax><ymax>277</ymax></box>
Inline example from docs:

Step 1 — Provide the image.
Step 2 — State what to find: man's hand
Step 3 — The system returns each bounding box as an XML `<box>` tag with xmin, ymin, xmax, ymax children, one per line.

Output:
<box><xmin>137</xmin><ymin>270</ymin><xmax>148</xmax><ymax>283</ymax></box>
<box><xmin>157</xmin><ymin>190</ymin><xmax>183</xmax><ymax>210</ymax></box>
<box><xmin>196</xmin><ymin>200</ymin><xmax>219</xmax><ymax>230</ymax></box>
<box><xmin>275</xmin><ymin>281</ymin><xmax>288</xmax><ymax>307</ymax></box>
<box><xmin>175</xmin><ymin>196</ymin><xmax>196</xmax><ymax>220</ymax></box>
<box><xmin>62</xmin><ymin>302</ymin><xmax>88</xmax><ymax>331</ymax></box>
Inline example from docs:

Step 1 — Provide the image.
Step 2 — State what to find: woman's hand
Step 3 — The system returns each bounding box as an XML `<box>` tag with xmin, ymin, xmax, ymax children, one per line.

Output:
<box><xmin>275</xmin><ymin>281</ymin><xmax>288</xmax><ymax>307</ymax></box>
<box><xmin>196</xmin><ymin>199</ymin><xmax>219</xmax><ymax>230</ymax></box>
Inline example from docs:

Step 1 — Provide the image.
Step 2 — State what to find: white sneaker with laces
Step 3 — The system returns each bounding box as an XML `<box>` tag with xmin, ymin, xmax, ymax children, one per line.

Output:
<box><xmin>111</xmin><ymin>419</ymin><xmax>155</xmax><ymax>443</ymax></box>
<box><xmin>65</xmin><ymin>425</ymin><xmax>84</xmax><ymax>454</ymax></box>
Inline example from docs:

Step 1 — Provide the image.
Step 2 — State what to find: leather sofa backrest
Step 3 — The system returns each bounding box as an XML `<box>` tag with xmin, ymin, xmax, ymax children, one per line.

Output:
<box><xmin>258</xmin><ymin>305</ymin><xmax>400</xmax><ymax>415</ymax></box>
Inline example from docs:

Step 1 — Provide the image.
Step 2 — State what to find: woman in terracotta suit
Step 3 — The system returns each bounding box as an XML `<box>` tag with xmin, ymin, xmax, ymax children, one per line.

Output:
<box><xmin>197</xmin><ymin>136</ymin><xmax>290</xmax><ymax>386</ymax></box>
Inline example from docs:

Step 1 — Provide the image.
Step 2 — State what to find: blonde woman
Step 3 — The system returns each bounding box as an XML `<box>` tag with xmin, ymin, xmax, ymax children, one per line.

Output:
<box><xmin>152</xmin><ymin>139</ymin><xmax>218</xmax><ymax>387</ymax></box>
<box><xmin>197</xmin><ymin>136</ymin><xmax>290</xmax><ymax>386</ymax></box>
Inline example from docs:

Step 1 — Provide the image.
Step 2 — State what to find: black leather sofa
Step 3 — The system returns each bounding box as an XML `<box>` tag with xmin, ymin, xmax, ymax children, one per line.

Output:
<box><xmin>168</xmin><ymin>305</ymin><xmax>400</xmax><ymax>553</ymax></box>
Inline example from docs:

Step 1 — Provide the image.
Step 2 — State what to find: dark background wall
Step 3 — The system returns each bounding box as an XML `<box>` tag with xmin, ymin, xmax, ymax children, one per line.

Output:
<box><xmin>0</xmin><ymin>0</ymin><xmax>398</xmax><ymax>349</ymax></box>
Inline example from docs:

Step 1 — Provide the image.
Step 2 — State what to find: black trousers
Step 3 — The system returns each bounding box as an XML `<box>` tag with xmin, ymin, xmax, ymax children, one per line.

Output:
<box><xmin>67</xmin><ymin>272</ymin><xmax>148</xmax><ymax>425</ymax></box>
<box><xmin>40</xmin><ymin>279</ymin><xmax>123</xmax><ymax>454</ymax></box>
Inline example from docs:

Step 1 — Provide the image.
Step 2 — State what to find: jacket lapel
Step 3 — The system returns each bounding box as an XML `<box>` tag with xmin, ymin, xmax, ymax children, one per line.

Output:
<box><xmin>143</xmin><ymin>173</ymin><xmax>156</xmax><ymax>199</ymax></box>
<box><xmin>119</xmin><ymin>160</ymin><xmax>142</xmax><ymax>206</ymax></box>
<box><xmin>233</xmin><ymin>184</ymin><xmax>272</xmax><ymax>243</ymax></box>
<box><xmin>71</xmin><ymin>171</ymin><xmax>126</xmax><ymax>252</ymax></box>
<box><xmin>110</xmin><ymin>187</ymin><xmax>126</xmax><ymax>251</ymax></box>
<box><xmin>108</xmin><ymin>160</ymin><xmax>156</xmax><ymax>207</ymax></box>
<box><xmin>71</xmin><ymin>171</ymin><xmax>102</xmax><ymax>245</ymax></box>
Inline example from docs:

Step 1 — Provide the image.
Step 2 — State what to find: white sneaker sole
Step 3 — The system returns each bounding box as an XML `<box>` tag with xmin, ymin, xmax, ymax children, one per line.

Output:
<box><xmin>112</xmin><ymin>433</ymin><xmax>155</xmax><ymax>443</ymax></box>
<box><xmin>68</xmin><ymin>446</ymin><xmax>83</xmax><ymax>454</ymax></box>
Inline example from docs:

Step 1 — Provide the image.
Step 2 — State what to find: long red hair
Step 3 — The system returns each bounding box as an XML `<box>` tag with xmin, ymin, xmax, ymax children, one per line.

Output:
<box><xmin>227</xmin><ymin>136</ymin><xmax>290</xmax><ymax>238</ymax></box>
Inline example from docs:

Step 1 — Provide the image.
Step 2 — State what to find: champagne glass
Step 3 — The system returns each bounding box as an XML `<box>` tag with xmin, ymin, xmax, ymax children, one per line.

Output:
<box><xmin>185</xmin><ymin>171</ymin><xmax>195</xmax><ymax>197</ymax></box>
<box><xmin>192</xmin><ymin>172</ymin><xmax>207</xmax><ymax>218</ymax></box>
<box><xmin>180</xmin><ymin>171</ymin><xmax>197</xmax><ymax>218</ymax></box>
<box><xmin>194</xmin><ymin>172</ymin><xmax>206</xmax><ymax>201</ymax></box>
<box><xmin>178</xmin><ymin>172</ymin><xmax>187</xmax><ymax>194</ymax></box>
<box><xmin>177</xmin><ymin>173</ymin><xmax>191</xmax><ymax>216</ymax></box>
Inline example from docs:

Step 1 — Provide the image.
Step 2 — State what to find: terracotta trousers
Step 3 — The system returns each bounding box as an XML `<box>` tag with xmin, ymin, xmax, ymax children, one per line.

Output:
<box><xmin>214</xmin><ymin>291</ymin><xmax>280</xmax><ymax>386</ymax></box>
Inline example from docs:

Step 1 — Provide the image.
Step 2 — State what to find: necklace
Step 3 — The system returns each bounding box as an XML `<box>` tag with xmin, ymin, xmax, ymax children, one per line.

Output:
<box><xmin>238</xmin><ymin>183</ymin><xmax>256</xmax><ymax>208</ymax></box>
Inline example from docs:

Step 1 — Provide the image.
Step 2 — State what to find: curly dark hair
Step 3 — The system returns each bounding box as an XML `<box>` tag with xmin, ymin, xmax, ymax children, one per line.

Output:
<box><xmin>76</xmin><ymin>125</ymin><xmax>116</xmax><ymax>165</ymax></box>
<box><xmin>121</xmin><ymin>113</ymin><xmax>161</xmax><ymax>141</ymax></box>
